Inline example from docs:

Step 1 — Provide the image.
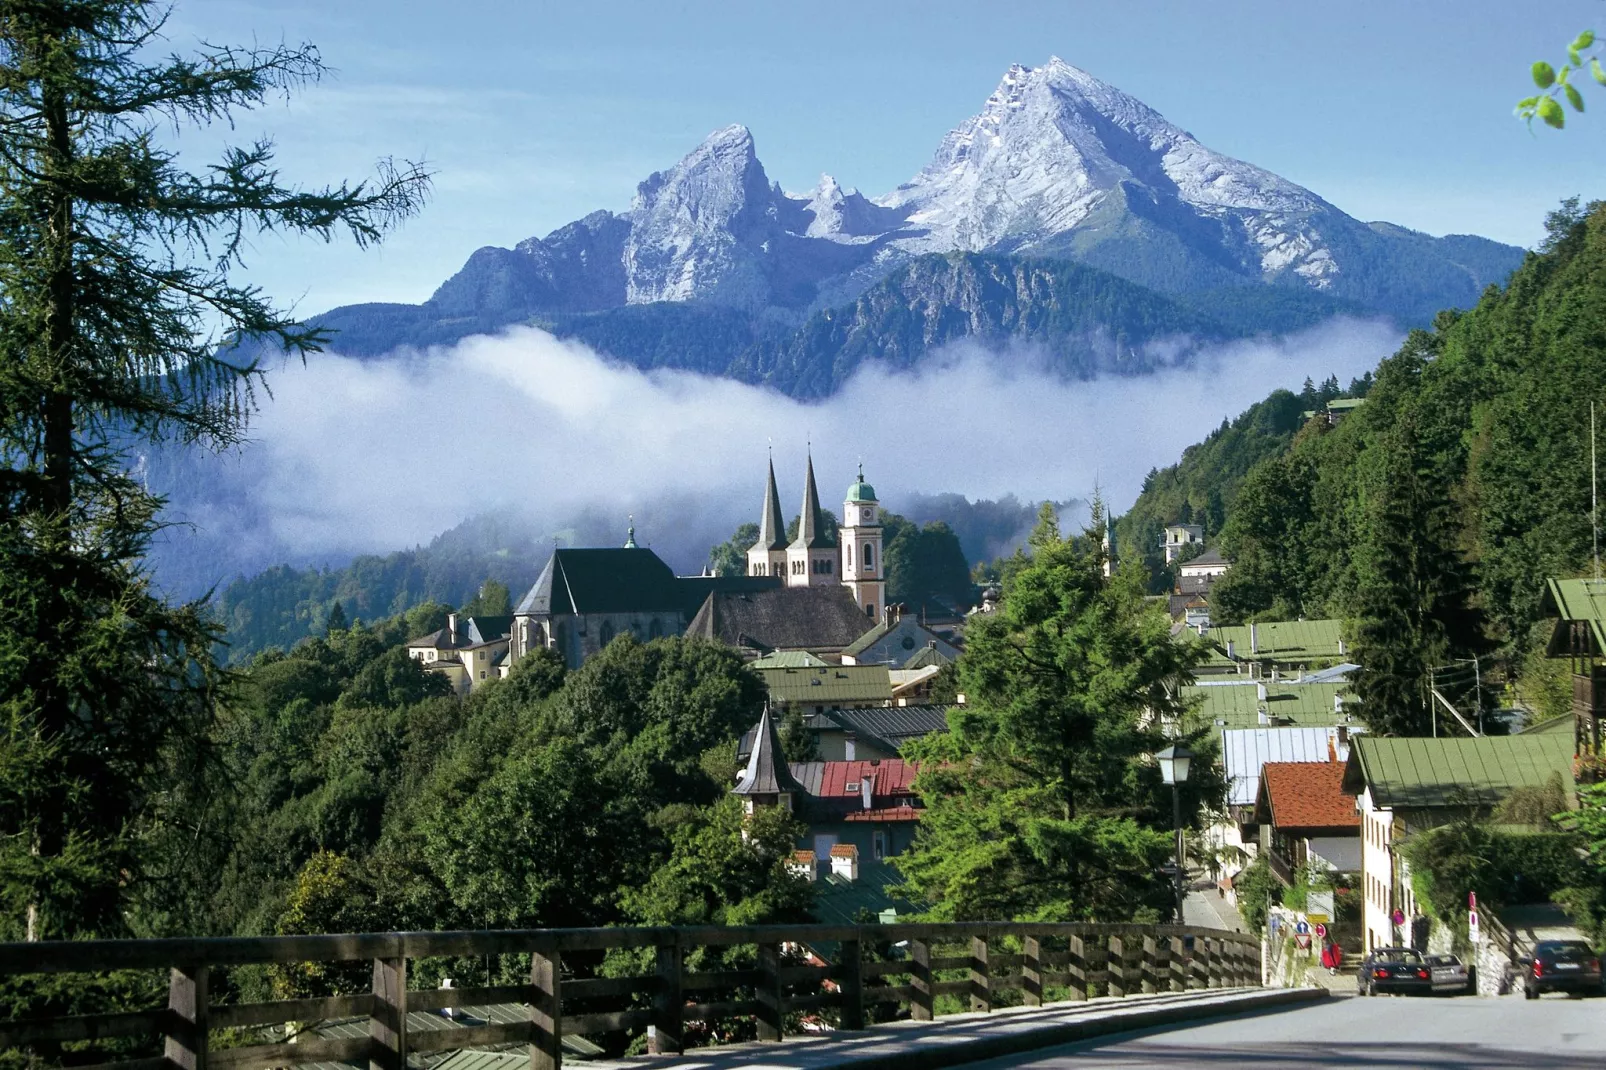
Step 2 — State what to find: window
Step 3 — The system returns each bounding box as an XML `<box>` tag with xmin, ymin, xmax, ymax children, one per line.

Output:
<box><xmin>649</xmin><ymin>619</ymin><xmax>662</xmax><ymax>640</ymax></box>
<box><xmin>866</xmin><ymin>603</ymin><xmax>876</xmax><ymax>618</ymax></box>
<box><xmin>863</xmin><ymin>544</ymin><xmax>874</xmax><ymax>568</ymax></box>
<box><xmin>601</xmin><ymin>621</ymin><xmax>615</xmax><ymax>646</ymax></box>
<box><xmin>479</xmin><ymin>670</ymin><xmax>486</xmax><ymax>679</ymax></box>
<box><xmin>478</xmin><ymin>650</ymin><xmax>485</xmax><ymax>661</ymax></box>
<box><xmin>873</xmin><ymin>830</ymin><xmax>887</xmax><ymax>860</ymax></box>
<box><xmin>862</xmin><ymin>509</ymin><xmax>873</xmax><ymax>522</ymax></box>
<box><xmin>847</xmin><ymin>544</ymin><xmax>853</xmax><ymax>568</ymax></box>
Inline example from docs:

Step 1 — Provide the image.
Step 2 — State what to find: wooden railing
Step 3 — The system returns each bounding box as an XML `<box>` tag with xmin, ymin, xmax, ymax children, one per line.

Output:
<box><xmin>0</xmin><ymin>922</ymin><xmax>1261</xmax><ymax>1070</ymax></box>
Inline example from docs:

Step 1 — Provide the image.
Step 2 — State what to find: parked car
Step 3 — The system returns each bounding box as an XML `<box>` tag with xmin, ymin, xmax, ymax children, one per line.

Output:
<box><xmin>1357</xmin><ymin>947</ymin><xmax>1433</xmax><ymax>996</ymax></box>
<box><xmin>1522</xmin><ymin>940</ymin><xmax>1603</xmax><ymax>999</ymax></box>
<box><xmin>1424</xmin><ymin>953</ymin><xmax>1471</xmax><ymax>995</ymax></box>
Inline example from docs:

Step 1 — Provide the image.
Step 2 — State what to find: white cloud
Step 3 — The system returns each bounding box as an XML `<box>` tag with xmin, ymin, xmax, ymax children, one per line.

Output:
<box><xmin>159</xmin><ymin>317</ymin><xmax>1401</xmax><ymax>590</ymax></box>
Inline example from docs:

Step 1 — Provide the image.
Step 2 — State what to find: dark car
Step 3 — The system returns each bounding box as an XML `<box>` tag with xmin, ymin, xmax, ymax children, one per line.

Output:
<box><xmin>1523</xmin><ymin>940</ymin><xmax>1603</xmax><ymax>999</ymax></box>
<box><xmin>1424</xmin><ymin>953</ymin><xmax>1471</xmax><ymax>995</ymax></box>
<box><xmin>1357</xmin><ymin>947</ymin><xmax>1433</xmax><ymax>996</ymax></box>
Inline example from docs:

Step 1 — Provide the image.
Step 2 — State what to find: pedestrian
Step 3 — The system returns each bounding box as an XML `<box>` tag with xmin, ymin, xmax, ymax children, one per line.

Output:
<box><xmin>1320</xmin><ymin>937</ymin><xmax>1340</xmax><ymax>975</ymax></box>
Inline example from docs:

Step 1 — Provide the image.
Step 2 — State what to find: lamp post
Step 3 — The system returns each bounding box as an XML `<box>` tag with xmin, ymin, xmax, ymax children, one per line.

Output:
<box><xmin>1156</xmin><ymin>743</ymin><xmax>1194</xmax><ymax>924</ymax></box>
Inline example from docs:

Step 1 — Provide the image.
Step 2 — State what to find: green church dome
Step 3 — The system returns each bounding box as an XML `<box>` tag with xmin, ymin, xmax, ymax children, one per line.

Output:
<box><xmin>846</xmin><ymin>465</ymin><xmax>876</xmax><ymax>502</ymax></box>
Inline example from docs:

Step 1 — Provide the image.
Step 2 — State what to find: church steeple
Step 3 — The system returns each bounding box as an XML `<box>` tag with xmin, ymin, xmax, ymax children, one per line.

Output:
<box><xmin>624</xmin><ymin>515</ymin><xmax>637</xmax><ymax>549</ymax></box>
<box><xmin>758</xmin><ymin>457</ymin><xmax>786</xmax><ymax>551</ymax></box>
<box><xmin>792</xmin><ymin>453</ymin><xmax>834</xmax><ymax>551</ymax></box>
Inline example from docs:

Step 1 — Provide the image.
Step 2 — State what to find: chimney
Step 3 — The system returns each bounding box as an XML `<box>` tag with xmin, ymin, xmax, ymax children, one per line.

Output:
<box><xmin>844</xmin><ymin>735</ymin><xmax>857</xmax><ymax>761</ymax></box>
<box><xmin>1257</xmin><ymin>682</ymin><xmax>1268</xmax><ymax>702</ymax></box>
<box><xmin>447</xmin><ymin>612</ymin><xmax>459</xmax><ymax>646</ymax></box>
<box><xmin>788</xmin><ymin>851</ymin><xmax>818</xmax><ymax>882</ymax></box>
<box><xmin>442</xmin><ymin>977</ymin><xmax>456</xmax><ymax>1019</ymax></box>
<box><xmin>1336</xmin><ymin>725</ymin><xmax>1350</xmax><ymax>750</ymax></box>
<box><xmin>1334</xmin><ymin>694</ymin><xmax>1343</xmax><ymax>715</ymax></box>
<box><xmin>1258</xmin><ymin>707</ymin><xmax>1271</xmax><ymax>726</ymax></box>
<box><xmin>1338</xmin><ymin>638</ymin><xmax>1347</xmax><ymax>656</ymax></box>
<box><xmin>1250</xmin><ymin>622</ymin><xmax>1259</xmax><ymax>654</ymax></box>
<box><xmin>1226</xmin><ymin>639</ymin><xmax>1236</xmax><ymax>660</ymax></box>
<box><xmin>861</xmin><ymin>773</ymin><xmax>874</xmax><ymax>811</ymax></box>
<box><xmin>830</xmin><ymin>843</ymin><xmax>859</xmax><ymax>881</ymax></box>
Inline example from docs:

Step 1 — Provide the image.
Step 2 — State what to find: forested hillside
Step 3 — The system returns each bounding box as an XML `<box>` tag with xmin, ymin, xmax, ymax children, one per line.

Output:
<box><xmin>1120</xmin><ymin>199</ymin><xmax>1606</xmax><ymax>722</ymax></box>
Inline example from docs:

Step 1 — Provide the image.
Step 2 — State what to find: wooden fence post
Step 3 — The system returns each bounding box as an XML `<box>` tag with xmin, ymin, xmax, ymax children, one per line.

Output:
<box><xmin>530</xmin><ymin>947</ymin><xmax>562</xmax><ymax>1070</ymax></box>
<box><xmin>838</xmin><ymin>935</ymin><xmax>865</xmax><ymax>1031</ymax></box>
<box><xmin>909</xmin><ymin>939</ymin><xmax>934</xmax><ymax>1021</ymax></box>
<box><xmin>756</xmin><ymin>942</ymin><xmax>784</xmax><ymax>1041</ymax></box>
<box><xmin>1066</xmin><ymin>933</ymin><xmax>1087</xmax><ymax>1001</ymax></box>
<box><xmin>370</xmin><ymin>957</ymin><xmax>407</xmax><ymax>1070</ymax></box>
<box><xmin>1168</xmin><ymin>935</ymin><xmax>1186</xmax><ymax>992</ymax></box>
<box><xmin>969</xmin><ymin>933</ymin><xmax>991</xmax><ymax>1013</ymax></box>
<box><xmin>1106</xmin><ymin>935</ymin><xmax>1125</xmax><ymax>999</ymax></box>
<box><xmin>164</xmin><ymin>964</ymin><xmax>208</xmax><ymax>1070</ymax></box>
<box><xmin>1201</xmin><ymin>937</ymin><xmax>1218</xmax><ymax>989</ymax></box>
<box><xmin>650</xmin><ymin>936</ymin><xmax>683</xmax><ymax>1055</ymax></box>
<box><xmin>1141</xmin><ymin>935</ymin><xmax>1158</xmax><ymax>995</ymax></box>
<box><xmin>1022</xmin><ymin>934</ymin><xmax>1043</xmax><ymax>1007</ymax></box>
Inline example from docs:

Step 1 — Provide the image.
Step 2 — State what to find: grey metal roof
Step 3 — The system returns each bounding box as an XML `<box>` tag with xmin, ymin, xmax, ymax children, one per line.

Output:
<box><xmin>1220</xmin><ymin>726</ymin><xmax>1361</xmax><ymax>807</ymax></box>
<box><xmin>757</xmin><ymin>458</ymin><xmax>787</xmax><ymax>551</ymax></box>
<box><xmin>833</xmin><ymin>705</ymin><xmax>951</xmax><ymax>745</ymax></box>
<box><xmin>732</xmin><ymin>707</ymin><xmax>806</xmax><ymax>796</ymax></box>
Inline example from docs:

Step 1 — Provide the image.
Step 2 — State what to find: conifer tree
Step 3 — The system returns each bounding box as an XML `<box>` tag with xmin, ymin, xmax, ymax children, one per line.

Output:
<box><xmin>0</xmin><ymin>1</ymin><xmax>428</xmax><ymax>939</ymax></box>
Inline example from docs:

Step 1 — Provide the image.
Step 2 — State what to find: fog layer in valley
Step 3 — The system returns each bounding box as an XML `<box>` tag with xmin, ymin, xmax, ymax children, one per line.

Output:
<box><xmin>148</xmin><ymin>318</ymin><xmax>1401</xmax><ymax>596</ymax></box>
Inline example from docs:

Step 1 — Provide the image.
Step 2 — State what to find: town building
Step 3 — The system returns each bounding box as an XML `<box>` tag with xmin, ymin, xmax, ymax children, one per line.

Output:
<box><xmin>1162</xmin><ymin>523</ymin><xmax>1204</xmax><ymax>564</ymax></box>
<box><xmin>840</xmin><ymin>613</ymin><xmax>960</xmax><ymax>667</ymax></box>
<box><xmin>1245</xmin><ymin>757</ymin><xmax>1361</xmax><ymax>880</ymax></box>
<box><xmin>757</xmin><ymin>663</ymin><xmax>893</xmax><ymax>714</ymax></box>
<box><xmin>739</xmin><ymin>704</ymin><xmax>951</xmax><ymax>763</ymax></box>
<box><xmin>1197</xmin><ymin>619</ymin><xmax>1351</xmax><ymax>678</ymax></box>
<box><xmin>406</xmin><ymin>612</ymin><xmax>513</xmax><ymax>694</ymax></box>
<box><xmin>1341</xmin><ymin>734</ymin><xmax>1576</xmax><ymax>952</ymax></box>
<box><xmin>748</xmin><ymin>456</ymin><xmax>886</xmax><ymax>621</ymax></box>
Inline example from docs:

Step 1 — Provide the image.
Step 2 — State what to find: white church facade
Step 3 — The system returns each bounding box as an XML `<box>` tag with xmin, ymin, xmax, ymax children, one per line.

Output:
<box><xmin>747</xmin><ymin>456</ymin><xmax>885</xmax><ymax>621</ymax></box>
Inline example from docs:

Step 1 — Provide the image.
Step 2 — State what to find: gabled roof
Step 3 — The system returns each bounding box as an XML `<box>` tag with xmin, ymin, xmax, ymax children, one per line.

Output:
<box><xmin>732</xmin><ymin>708</ymin><xmax>806</xmax><ymax>796</ymax></box>
<box><xmin>787</xmin><ymin>759</ymin><xmax>918</xmax><ymax>799</ymax></box>
<box><xmin>791</xmin><ymin>454</ymin><xmax>835</xmax><ymax>551</ymax></box>
<box><xmin>514</xmin><ymin>548</ymin><xmax>685</xmax><ymax>616</ymax></box>
<box><xmin>757</xmin><ymin>458</ymin><xmax>787</xmax><ymax>552</ymax></box>
<box><xmin>759</xmin><ymin>664</ymin><xmax>892</xmax><ymax>706</ymax></box>
<box><xmin>1182</xmin><ymin>548</ymin><xmax>1228</xmax><ymax>568</ymax></box>
<box><xmin>464</xmin><ymin>615</ymin><xmax>513</xmax><ymax>644</ymax></box>
<box><xmin>673</xmin><ymin>574</ymin><xmax>783</xmax><ymax>619</ymax></box>
<box><xmin>686</xmin><ymin>586</ymin><xmax>873</xmax><ymax>653</ymax></box>
<box><xmin>1253</xmin><ymin>761</ymin><xmax>1359</xmax><ymax>833</ymax></box>
<box><xmin>749</xmin><ymin>650</ymin><xmax>829</xmax><ymax>669</ymax></box>
<box><xmin>903</xmin><ymin>643</ymin><xmax>953</xmax><ymax>670</ymax></box>
<box><xmin>1209</xmin><ymin>619</ymin><xmax>1347</xmax><ymax>662</ymax></box>
<box><xmin>1342</xmin><ymin>734</ymin><xmax>1576</xmax><ymax>810</ymax></box>
<box><xmin>1183</xmin><ymin>681</ymin><xmax>1354</xmax><ymax>731</ymax></box>
<box><xmin>1221</xmin><ymin>726</ymin><xmax>1361</xmax><ymax>807</ymax></box>
<box><xmin>736</xmin><ymin>704</ymin><xmax>951</xmax><ymax>761</ymax></box>
<box><xmin>1540</xmin><ymin>576</ymin><xmax>1606</xmax><ymax>656</ymax></box>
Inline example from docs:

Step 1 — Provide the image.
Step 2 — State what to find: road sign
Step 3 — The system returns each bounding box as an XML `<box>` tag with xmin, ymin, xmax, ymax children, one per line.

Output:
<box><xmin>1469</xmin><ymin>891</ymin><xmax>1478</xmax><ymax>910</ymax></box>
<box><xmin>1295</xmin><ymin>932</ymin><xmax>1312</xmax><ymax>950</ymax></box>
<box><xmin>1391</xmin><ymin>908</ymin><xmax>1405</xmax><ymax>927</ymax></box>
<box><xmin>1294</xmin><ymin>920</ymin><xmax>1310</xmax><ymax>935</ymax></box>
<box><xmin>1314</xmin><ymin>923</ymin><xmax>1328</xmax><ymax>939</ymax></box>
<box><xmin>1469</xmin><ymin>910</ymin><xmax>1481</xmax><ymax>943</ymax></box>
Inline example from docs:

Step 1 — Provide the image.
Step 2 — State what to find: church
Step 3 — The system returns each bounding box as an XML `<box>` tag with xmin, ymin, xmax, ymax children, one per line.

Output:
<box><xmin>502</xmin><ymin>455</ymin><xmax>896</xmax><ymax>670</ymax></box>
<box><xmin>745</xmin><ymin>454</ymin><xmax>885</xmax><ymax>622</ymax></box>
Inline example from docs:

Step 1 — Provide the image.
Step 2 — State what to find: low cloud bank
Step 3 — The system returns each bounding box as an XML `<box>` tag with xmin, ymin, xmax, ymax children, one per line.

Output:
<box><xmin>151</xmin><ymin>317</ymin><xmax>1401</xmax><ymax>594</ymax></box>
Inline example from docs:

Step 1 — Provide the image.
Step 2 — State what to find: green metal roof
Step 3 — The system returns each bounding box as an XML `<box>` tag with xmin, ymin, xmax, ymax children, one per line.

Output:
<box><xmin>749</xmin><ymin>650</ymin><xmax>828</xmax><ymax>668</ymax></box>
<box><xmin>1208</xmin><ymin>619</ymin><xmax>1347</xmax><ymax>663</ymax></box>
<box><xmin>1540</xmin><ymin>576</ymin><xmax>1606</xmax><ymax>656</ymax></box>
<box><xmin>1344</xmin><ymin>734</ymin><xmax>1576</xmax><ymax>810</ymax></box>
<box><xmin>758</xmin><ymin>664</ymin><xmax>892</xmax><ymax>706</ymax></box>
<box><xmin>1183</xmin><ymin>682</ymin><xmax>1355</xmax><ymax>731</ymax></box>
<box><xmin>1327</xmin><ymin>397</ymin><xmax>1366</xmax><ymax>412</ymax></box>
<box><xmin>843</xmin><ymin>620</ymin><xmax>894</xmax><ymax>657</ymax></box>
<box><xmin>845</xmin><ymin>464</ymin><xmax>877</xmax><ymax>502</ymax></box>
<box><xmin>809</xmin><ymin>858</ymin><xmax>919</xmax><ymax>926</ymax></box>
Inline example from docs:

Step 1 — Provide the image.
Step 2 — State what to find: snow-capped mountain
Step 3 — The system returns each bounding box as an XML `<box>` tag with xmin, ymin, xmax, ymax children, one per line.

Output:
<box><xmin>313</xmin><ymin>58</ymin><xmax>1522</xmax><ymax>365</ymax></box>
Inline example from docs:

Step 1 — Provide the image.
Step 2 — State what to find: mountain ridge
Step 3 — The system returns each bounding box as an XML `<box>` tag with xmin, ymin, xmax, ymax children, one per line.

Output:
<box><xmin>302</xmin><ymin>57</ymin><xmax>1525</xmax><ymax>394</ymax></box>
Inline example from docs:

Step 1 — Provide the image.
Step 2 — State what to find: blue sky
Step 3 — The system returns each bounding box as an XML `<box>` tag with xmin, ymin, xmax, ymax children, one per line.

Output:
<box><xmin>172</xmin><ymin>0</ymin><xmax>1606</xmax><ymax>315</ymax></box>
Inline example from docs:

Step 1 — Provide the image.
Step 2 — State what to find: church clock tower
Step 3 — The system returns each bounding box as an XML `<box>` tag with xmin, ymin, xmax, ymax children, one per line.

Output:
<box><xmin>840</xmin><ymin>466</ymin><xmax>884</xmax><ymax>619</ymax></box>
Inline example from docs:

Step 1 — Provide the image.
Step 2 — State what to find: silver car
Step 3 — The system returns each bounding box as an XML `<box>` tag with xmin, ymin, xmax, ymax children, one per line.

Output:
<box><xmin>1425</xmin><ymin>953</ymin><xmax>1471</xmax><ymax>995</ymax></box>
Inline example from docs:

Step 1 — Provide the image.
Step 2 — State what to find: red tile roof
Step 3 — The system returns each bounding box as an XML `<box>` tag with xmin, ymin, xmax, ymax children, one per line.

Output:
<box><xmin>815</xmin><ymin>760</ymin><xmax>918</xmax><ymax>799</ymax></box>
<box><xmin>829</xmin><ymin>844</ymin><xmax>859</xmax><ymax>858</ymax></box>
<box><xmin>843</xmin><ymin>805</ymin><xmax>921</xmax><ymax>823</ymax></box>
<box><xmin>1259</xmin><ymin>761</ymin><xmax>1360</xmax><ymax>832</ymax></box>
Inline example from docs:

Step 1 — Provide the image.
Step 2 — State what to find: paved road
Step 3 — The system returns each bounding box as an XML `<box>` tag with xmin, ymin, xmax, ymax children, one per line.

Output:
<box><xmin>962</xmin><ymin>993</ymin><xmax>1606</xmax><ymax>1069</ymax></box>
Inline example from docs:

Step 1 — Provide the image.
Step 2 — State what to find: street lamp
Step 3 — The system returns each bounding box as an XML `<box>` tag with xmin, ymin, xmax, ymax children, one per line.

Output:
<box><xmin>1156</xmin><ymin>743</ymin><xmax>1194</xmax><ymax>924</ymax></box>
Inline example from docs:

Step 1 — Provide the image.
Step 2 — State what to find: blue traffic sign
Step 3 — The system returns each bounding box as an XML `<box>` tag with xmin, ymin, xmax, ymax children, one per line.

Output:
<box><xmin>1294</xmin><ymin>920</ymin><xmax>1310</xmax><ymax>935</ymax></box>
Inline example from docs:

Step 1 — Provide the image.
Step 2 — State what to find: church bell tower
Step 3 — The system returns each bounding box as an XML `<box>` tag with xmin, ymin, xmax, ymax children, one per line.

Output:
<box><xmin>840</xmin><ymin>465</ymin><xmax>884</xmax><ymax>619</ymax></box>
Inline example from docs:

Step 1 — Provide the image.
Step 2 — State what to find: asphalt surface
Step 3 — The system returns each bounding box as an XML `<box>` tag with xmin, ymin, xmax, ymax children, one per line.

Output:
<box><xmin>959</xmin><ymin>992</ymin><xmax>1606</xmax><ymax>1069</ymax></box>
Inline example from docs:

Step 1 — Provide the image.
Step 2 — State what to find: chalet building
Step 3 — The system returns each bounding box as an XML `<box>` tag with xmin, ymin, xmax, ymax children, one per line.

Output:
<box><xmin>757</xmin><ymin>663</ymin><xmax>893</xmax><ymax>713</ymax></box>
<box><xmin>733</xmin><ymin>709</ymin><xmax>923</xmax><ymax>878</ymax></box>
<box><xmin>406</xmin><ymin>612</ymin><xmax>513</xmax><ymax>694</ymax></box>
<box><xmin>1342</xmin><ymin>734</ymin><xmax>1575</xmax><ymax>952</ymax></box>
<box><xmin>739</xmin><ymin>704</ymin><xmax>950</xmax><ymax>763</ymax></box>
<box><xmin>1244</xmin><ymin>757</ymin><xmax>1361</xmax><ymax>881</ymax></box>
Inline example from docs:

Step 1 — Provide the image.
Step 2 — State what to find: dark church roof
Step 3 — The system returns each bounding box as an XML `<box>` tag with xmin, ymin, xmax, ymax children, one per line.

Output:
<box><xmin>515</xmin><ymin>548</ymin><xmax>684</xmax><ymax>616</ymax></box>
<box><xmin>757</xmin><ymin>458</ymin><xmax>787</xmax><ymax>552</ymax></box>
<box><xmin>675</xmin><ymin>575</ymin><xmax>783</xmax><ymax>619</ymax></box>
<box><xmin>732</xmin><ymin>708</ymin><xmax>805</xmax><ymax>796</ymax></box>
<box><xmin>686</xmin><ymin>585</ymin><xmax>873</xmax><ymax>653</ymax></box>
<box><xmin>791</xmin><ymin>454</ymin><xmax>835</xmax><ymax>551</ymax></box>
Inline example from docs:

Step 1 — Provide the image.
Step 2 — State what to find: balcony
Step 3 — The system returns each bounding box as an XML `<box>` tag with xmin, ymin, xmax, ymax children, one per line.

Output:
<box><xmin>1573</xmin><ymin>668</ymin><xmax>1605</xmax><ymax>758</ymax></box>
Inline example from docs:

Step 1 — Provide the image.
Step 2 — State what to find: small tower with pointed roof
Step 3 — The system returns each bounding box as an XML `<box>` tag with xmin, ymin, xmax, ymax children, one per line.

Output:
<box><xmin>840</xmin><ymin>464</ymin><xmax>884</xmax><ymax>619</ymax></box>
<box><xmin>786</xmin><ymin>453</ymin><xmax>839</xmax><ymax>588</ymax></box>
<box><xmin>747</xmin><ymin>456</ymin><xmax>789</xmax><ymax>578</ymax></box>
<box><xmin>732</xmin><ymin>706</ymin><xmax>804</xmax><ymax>816</ymax></box>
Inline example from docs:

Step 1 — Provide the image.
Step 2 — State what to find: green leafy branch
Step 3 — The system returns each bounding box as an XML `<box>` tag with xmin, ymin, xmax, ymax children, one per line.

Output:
<box><xmin>1519</xmin><ymin>30</ymin><xmax>1601</xmax><ymax>129</ymax></box>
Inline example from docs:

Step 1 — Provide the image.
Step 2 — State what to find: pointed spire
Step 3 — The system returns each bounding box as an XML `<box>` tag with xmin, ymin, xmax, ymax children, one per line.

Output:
<box><xmin>792</xmin><ymin>452</ymin><xmax>833</xmax><ymax>550</ymax></box>
<box><xmin>733</xmin><ymin>705</ymin><xmax>805</xmax><ymax>796</ymax></box>
<box><xmin>758</xmin><ymin>456</ymin><xmax>786</xmax><ymax>551</ymax></box>
<box><xmin>624</xmin><ymin>515</ymin><xmax>637</xmax><ymax>549</ymax></box>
